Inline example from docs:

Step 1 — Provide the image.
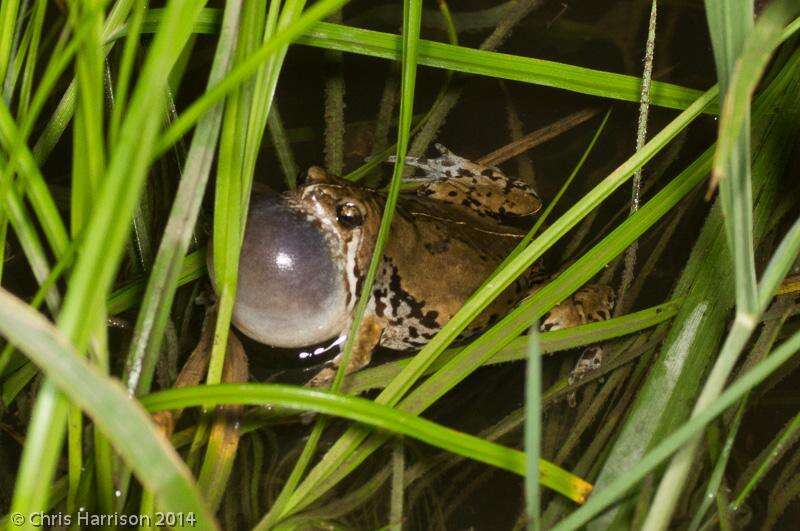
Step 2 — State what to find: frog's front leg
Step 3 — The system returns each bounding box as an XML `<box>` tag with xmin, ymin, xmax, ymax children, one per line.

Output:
<box><xmin>391</xmin><ymin>143</ymin><xmax>542</xmax><ymax>221</ymax></box>
<box><xmin>539</xmin><ymin>284</ymin><xmax>616</xmax><ymax>332</ymax></box>
<box><xmin>538</xmin><ymin>284</ymin><xmax>616</xmax><ymax>406</ymax></box>
<box><xmin>307</xmin><ymin>314</ymin><xmax>384</xmax><ymax>387</ymax></box>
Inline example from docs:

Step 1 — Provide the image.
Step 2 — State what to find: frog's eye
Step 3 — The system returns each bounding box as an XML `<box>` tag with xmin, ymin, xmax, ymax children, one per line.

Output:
<box><xmin>336</xmin><ymin>202</ymin><xmax>363</xmax><ymax>229</ymax></box>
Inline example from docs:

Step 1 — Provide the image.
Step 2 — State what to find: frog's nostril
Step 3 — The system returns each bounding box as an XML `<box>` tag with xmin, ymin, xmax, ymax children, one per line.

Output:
<box><xmin>211</xmin><ymin>193</ymin><xmax>349</xmax><ymax>348</ymax></box>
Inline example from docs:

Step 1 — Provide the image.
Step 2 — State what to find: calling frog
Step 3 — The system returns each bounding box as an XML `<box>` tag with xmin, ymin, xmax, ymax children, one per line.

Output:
<box><xmin>218</xmin><ymin>144</ymin><xmax>614</xmax><ymax>385</ymax></box>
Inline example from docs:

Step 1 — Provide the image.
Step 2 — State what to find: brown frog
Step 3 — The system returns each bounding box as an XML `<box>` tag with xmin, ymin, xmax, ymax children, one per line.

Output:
<box><xmin>224</xmin><ymin>144</ymin><xmax>614</xmax><ymax>385</ymax></box>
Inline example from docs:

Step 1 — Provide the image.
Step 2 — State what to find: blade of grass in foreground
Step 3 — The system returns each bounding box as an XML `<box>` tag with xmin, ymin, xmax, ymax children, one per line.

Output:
<box><xmin>139</xmin><ymin>383</ymin><xmax>591</xmax><ymax>503</ymax></box>
<box><xmin>0</xmin><ymin>288</ymin><xmax>216</xmax><ymax>529</ymax></box>
<box><xmin>343</xmin><ymin>300</ymin><xmax>680</xmax><ymax>394</ymax></box>
<box><xmin>124</xmin><ymin>0</ymin><xmax>240</xmax><ymax>396</ymax></box>
<box><xmin>525</xmin><ymin>329</ymin><xmax>543</xmax><ymax>531</ymax></box>
<box><xmin>645</xmin><ymin>211</ymin><xmax>800</xmax><ymax>529</ymax></box>
<box><xmin>589</xmin><ymin>45</ymin><xmax>800</xmax><ymax>530</ymax></box>
<box><xmin>200</xmin><ymin>0</ymin><xmax>284</xmax><ymax>512</ymax></box>
<box><xmin>0</xmin><ymin>0</ymin><xmax>20</xmax><ymax>87</ymax></box>
<box><xmin>71</xmin><ymin>1</ymin><xmax>109</xmax><ymax>513</ymax></box>
<box><xmin>298</xmin><ymin>22</ymin><xmax>706</xmax><ymax>112</ymax></box>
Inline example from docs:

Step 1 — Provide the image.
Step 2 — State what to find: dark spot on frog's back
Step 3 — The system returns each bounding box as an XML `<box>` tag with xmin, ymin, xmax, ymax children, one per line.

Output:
<box><xmin>374</xmin><ymin>289</ymin><xmax>387</xmax><ymax>317</ymax></box>
<box><xmin>424</xmin><ymin>238</ymin><xmax>450</xmax><ymax>254</ymax></box>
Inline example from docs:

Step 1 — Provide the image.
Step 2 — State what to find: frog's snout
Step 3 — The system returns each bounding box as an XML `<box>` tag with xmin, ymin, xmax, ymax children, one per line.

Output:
<box><xmin>209</xmin><ymin>193</ymin><xmax>349</xmax><ymax>348</ymax></box>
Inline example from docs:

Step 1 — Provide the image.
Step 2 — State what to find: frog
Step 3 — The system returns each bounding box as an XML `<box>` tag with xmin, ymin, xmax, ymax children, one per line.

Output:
<box><xmin>225</xmin><ymin>144</ymin><xmax>615</xmax><ymax>386</ymax></box>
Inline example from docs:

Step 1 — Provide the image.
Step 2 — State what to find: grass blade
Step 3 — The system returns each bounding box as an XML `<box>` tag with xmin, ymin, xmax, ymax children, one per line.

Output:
<box><xmin>144</xmin><ymin>8</ymin><xmax>707</xmax><ymax>114</ymax></box>
<box><xmin>139</xmin><ymin>383</ymin><xmax>592</xmax><ymax>503</ymax></box>
<box><xmin>343</xmin><ymin>300</ymin><xmax>680</xmax><ymax>395</ymax></box>
<box><xmin>590</xmin><ymin>44</ymin><xmax>800</xmax><ymax>530</ymax></box>
<box><xmin>124</xmin><ymin>0</ymin><xmax>241</xmax><ymax>396</ymax></box>
<box><xmin>525</xmin><ymin>329</ymin><xmax>543</xmax><ymax>531</ymax></box>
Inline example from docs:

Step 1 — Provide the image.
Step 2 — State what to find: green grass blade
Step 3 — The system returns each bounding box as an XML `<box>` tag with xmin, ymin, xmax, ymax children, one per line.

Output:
<box><xmin>139</xmin><ymin>383</ymin><xmax>592</xmax><ymax>504</ymax></box>
<box><xmin>109</xmin><ymin>0</ymin><xmax>146</xmax><ymax>146</ymax></box>
<box><xmin>71</xmin><ymin>3</ymin><xmax>109</xmax><ymax>511</ymax></box>
<box><xmin>704</xmin><ymin>0</ymin><xmax>754</xmax><ymax>94</ymax></box>
<box><xmin>198</xmin><ymin>0</ymin><xmax>270</xmax><ymax>509</ymax></box>
<box><xmin>297</xmin><ymin>22</ymin><xmax>706</xmax><ymax>112</ymax></box>
<box><xmin>687</xmin><ymin>404</ymin><xmax>745</xmax><ymax>531</ymax></box>
<box><xmin>22</xmin><ymin>0</ymin><xmax>138</xmax><ymax>166</ymax></box>
<box><xmin>332</xmin><ymin>0</ymin><xmax>422</xmax><ymax>391</ymax></box>
<box><xmin>156</xmin><ymin>0</ymin><xmax>350</xmax><ymax>157</ymax></box>
<box><xmin>17</xmin><ymin>0</ymin><xmax>47</xmax><ymax>117</ymax></box>
<box><xmin>731</xmin><ymin>408</ymin><xmax>800</xmax><ymax>511</ymax></box>
<box><xmin>525</xmin><ymin>329</ymin><xmax>543</xmax><ymax>531</ymax></box>
<box><xmin>259</xmin><ymin>2</ymin><xmax>423</xmax><ymax>526</ymax></box>
<box><xmin>150</xmin><ymin>7</ymin><xmax>707</xmax><ymax>157</ymax></box>
<box><xmin>108</xmin><ymin>249</ymin><xmax>206</xmax><ymax>314</ymax></box>
<box><xmin>589</xmin><ymin>46</ymin><xmax>800</xmax><ymax>530</ymax></box>
<box><xmin>0</xmin><ymin>0</ymin><xmax>20</xmax><ymax>88</ymax></box>
<box><xmin>343</xmin><ymin>300</ymin><xmax>680</xmax><ymax>395</ymax></box>
<box><xmin>143</xmin><ymin>8</ymin><xmax>706</xmax><ymax>115</ymax></box>
<box><xmin>0</xmin><ymin>288</ymin><xmax>216</xmax><ymax>529</ymax></box>
<box><xmin>0</xmin><ymin>101</ymin><xmax>69</xmax><ymax>257</ymax></box>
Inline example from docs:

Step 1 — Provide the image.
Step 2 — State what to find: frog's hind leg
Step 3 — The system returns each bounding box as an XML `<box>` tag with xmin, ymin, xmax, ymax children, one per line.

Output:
<box><xmin>306</xmin><ymin>315</ymin><xmax>383</xmax><ymax>387</ymax></box>
<box><xmin>391</xmin><ymin>144</ymin><xmax>542</xmax><ymax>221</ymax></box>
<box><xmin>390</xmin><ymin>143</ymin><xmax>482</xmax><ymax>180</ymax></box>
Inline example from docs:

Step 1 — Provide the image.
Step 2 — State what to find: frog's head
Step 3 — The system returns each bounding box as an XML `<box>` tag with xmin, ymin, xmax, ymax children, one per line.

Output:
<box><xmin>217</xmin><ymin>167</ymin><xmax>382</xmax><ymax>348</ymax></box>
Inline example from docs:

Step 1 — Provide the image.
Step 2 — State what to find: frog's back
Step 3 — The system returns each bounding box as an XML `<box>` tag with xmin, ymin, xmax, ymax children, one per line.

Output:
<box><xmin>372</xmin><ymin>193</ymin><xmax>535</xmax><ymax>351</ymax></box>
<box><xmin>397</xmin><ymin>193</ymin><xmax>528</xmax><ymax>258</ymax></box>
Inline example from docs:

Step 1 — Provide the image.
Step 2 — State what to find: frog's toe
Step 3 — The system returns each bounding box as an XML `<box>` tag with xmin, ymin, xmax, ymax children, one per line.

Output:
<box><xmin>433</xmin><ymin>143</ymin><xmax>455</xmax><ymax>157</ymax></box>
<box><xmin>387</xmin><ymin>155</ymin><xmax>437</xmax><ymax>175</ymax></box>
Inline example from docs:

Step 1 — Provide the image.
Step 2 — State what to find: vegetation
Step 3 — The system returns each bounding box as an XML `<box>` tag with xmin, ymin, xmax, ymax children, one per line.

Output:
<box><xmin>0</xmin><ymin>0</ymin><xmax>799</xmax><ymax>529</ymax></box>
